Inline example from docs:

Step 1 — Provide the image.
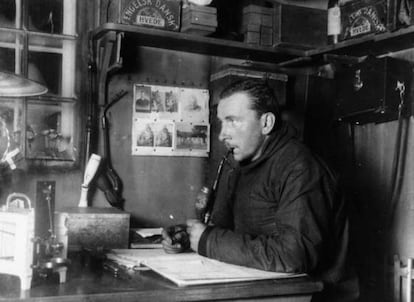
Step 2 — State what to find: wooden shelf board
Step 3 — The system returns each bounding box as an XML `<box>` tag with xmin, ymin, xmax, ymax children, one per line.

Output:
<box><xmin>91</xmin><ymin>23</ymin><xmax>306</xmax><ymax>64</ymax></box>
<box><xmin>306</xmin><ymin>26</ymin><xmax>414</xmax><ymax>58</ymax></box>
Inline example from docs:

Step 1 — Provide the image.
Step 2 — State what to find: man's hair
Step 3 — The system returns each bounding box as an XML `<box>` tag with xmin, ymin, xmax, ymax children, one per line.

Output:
<box><xmin>219</xmin><ymin>78</ymin><xmax>282</xmax><ymax>129</ymax></box>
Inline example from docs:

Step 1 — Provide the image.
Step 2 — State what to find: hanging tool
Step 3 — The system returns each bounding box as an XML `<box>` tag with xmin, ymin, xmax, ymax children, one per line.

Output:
<box><xmin>95</xmin><ymin>90</ymin><xmax>128</xmax><ymax>209</ymax></box>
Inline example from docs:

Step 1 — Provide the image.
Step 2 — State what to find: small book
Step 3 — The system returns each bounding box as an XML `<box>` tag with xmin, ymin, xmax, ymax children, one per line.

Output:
<box><xmin>129</xmin><ymin>228</ymin><xmax>163</xmax><ymax>249</ymax></box>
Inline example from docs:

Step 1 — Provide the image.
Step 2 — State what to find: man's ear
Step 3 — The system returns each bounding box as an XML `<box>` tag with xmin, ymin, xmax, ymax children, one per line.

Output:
<box><xmin>261</xmin><ymin>112</ymin><xmax>275</xmax><ymax>135</ymax></box>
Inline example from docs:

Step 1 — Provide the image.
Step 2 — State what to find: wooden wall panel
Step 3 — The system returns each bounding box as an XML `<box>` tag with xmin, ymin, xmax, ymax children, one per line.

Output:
<box><xmin>90</xmin><ymin>47</ymin><xmax>213</xmax><ymax>227</ymax></box>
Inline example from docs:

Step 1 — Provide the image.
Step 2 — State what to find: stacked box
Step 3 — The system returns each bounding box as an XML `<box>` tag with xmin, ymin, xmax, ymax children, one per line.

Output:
<box><xmin>242</xmin><ymin>5</ymin><xmax>273</xmax><ymax>46</ymax></box>
<box><xmin>100</xmin><ymin>0</ymin><xmax>181</xmax><ymax>32</ymax></box>
<box><xmin>181</xmin><ymin>4</ymin><xmax>217</xmax><ymax>36</ymax></box>
<box><xmin>339</xmin><ymin>0</ymin><xmax>392</xmax><ymax>41</ymax></box>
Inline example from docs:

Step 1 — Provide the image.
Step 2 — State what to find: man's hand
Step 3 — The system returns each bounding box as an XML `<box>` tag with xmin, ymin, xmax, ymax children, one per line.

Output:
<box><xmin>161</xmin><ymin>224</ymin><xmax>190</xmax><ymax>254</ymax></box>
<box><xmin>186</xmin><ymin>219</ymin><xmax>207</xmax><ymax>253</ymax></box>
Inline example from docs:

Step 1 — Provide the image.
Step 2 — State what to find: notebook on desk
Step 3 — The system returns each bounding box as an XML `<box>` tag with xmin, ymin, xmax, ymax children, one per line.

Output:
<box><xmin>107</xmin><ymin>249</ymin><xmax>305</xmax><ymax>287</ymax></box>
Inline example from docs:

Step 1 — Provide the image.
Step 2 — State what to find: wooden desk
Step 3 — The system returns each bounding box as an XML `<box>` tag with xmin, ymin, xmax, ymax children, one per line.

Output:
<box><xmin>0</xmin><ymin>253</ymin><xmax>323</xmax><ymax>302</ymax></box>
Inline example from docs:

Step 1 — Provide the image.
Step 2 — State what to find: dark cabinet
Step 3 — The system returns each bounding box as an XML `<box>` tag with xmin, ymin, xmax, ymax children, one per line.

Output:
<box><xmin>335</xmin><ymin>57</ymin><xmax>413</xmax><ymax>124</ymax></box>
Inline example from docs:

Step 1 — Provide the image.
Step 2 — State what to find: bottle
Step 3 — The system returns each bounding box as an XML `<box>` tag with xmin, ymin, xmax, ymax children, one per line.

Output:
<box><xmin>327</xmin><ymin>0</ymin><xmax>341</xmax><ymax>44</ymax></box>
<box><xmin>195</xmin><ymin>186</ymin><xmax>210</xmax><ymax>222</ymax></box>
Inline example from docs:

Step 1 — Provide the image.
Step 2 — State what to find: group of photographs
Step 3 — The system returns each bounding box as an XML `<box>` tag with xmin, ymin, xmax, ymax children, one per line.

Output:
<box><xmin>132</xmin><ymin>84</ymin><xmax>210</xmax><ymax>157</ymax></box>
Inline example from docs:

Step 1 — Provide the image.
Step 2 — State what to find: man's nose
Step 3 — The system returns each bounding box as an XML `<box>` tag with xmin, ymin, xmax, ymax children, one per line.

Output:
<box><xmin>218</xmin><ymin>124</ymin><xmax>227</xmax><ymax>142</ymax></box>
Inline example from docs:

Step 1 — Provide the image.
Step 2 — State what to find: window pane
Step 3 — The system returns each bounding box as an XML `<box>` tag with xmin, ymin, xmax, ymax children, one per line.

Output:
<box><xmin>0</xmin><ymin>48</ymin><xmax>15</xmax><ymax>73</ymax></box>
<box><xmin>28</xmin><ymin>0</ymin><xmax>63</xmax><ymax>34</ymax></box>
<box><xmin>0</xmin><ymin>100</ymin><xmax>24</xmax><ymax>161</ymax></box>
<box><xmin>28</xmin><ymin>51</ymin><xmax>61</xmax><ymax>95</ymax></box>
<box><xmin>26</xmin><ymin>100</ymin><xmax>75</xmax><ymax>161</ymax></box>
<box><xmin>0</xmin><ymin>0</ymin><xmax>16</xmax><ymax>29</ymax></box>
<box><xmin>29</xmin><ymin>33</ymin><xmax>64</xmax><ymax>49</ymax></box>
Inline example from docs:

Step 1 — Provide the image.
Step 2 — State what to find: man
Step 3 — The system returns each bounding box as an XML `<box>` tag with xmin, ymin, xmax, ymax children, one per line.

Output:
<box><xmin>163</xmin><ymin>79</ymin><xmax>358</xmax><ymax>301</ymax></box>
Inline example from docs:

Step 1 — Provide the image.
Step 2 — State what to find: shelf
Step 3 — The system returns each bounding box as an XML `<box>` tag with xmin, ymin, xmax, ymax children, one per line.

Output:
<box><xmin>90</xmin><ymin>23</ymin><xmax>307</xmax><ymax>64</ymax></box>
<box><xmin>306</xmin><ymin>25</ymin><xmax>414</xmax><ymax>60</ymax></box>
<box><xmin>90</xmin><ymin>23</ymin><xmax>414</xmax><ymax>70</ymax></box>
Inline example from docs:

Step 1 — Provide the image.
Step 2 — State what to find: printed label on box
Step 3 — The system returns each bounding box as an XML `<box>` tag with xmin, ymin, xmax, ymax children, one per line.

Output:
<box><xmin>122</xmin><ymin>0</ymin><xmax>181</xmax><ymax>31</ymax></box>
<box><xmin>341</xmin><ymin>1</ymin><xmax>387</xmax><ymax>40</ymax></box>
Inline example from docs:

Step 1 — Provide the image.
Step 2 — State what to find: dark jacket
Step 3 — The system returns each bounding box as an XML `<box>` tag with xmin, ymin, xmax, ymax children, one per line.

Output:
<box><xmin>198</xmin><ymin>123</ymin><xmax>358</xmax><ymax>301</ymax></box>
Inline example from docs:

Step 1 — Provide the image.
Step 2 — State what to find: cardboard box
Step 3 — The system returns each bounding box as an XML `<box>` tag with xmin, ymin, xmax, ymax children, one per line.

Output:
<box><xmin>242</xmin><ymin>4</ymin><xmax>273</xmax><ymax>32</ymax></box>
<box><xmin>100</xmin><ymin>0</ymin><xmax>181</xmax><ymax>32</ymax></box>
<box><xmin>181</xmin><ymin>4</ymin><xmax>217</xmax><ymax>35</ymax></box>
<box><xmin>273</xmin><ymin>4</ymin><xmax>327</xmax><ymax>48</ymax></box>
<box><xmin>55</xmin><ymin>207</ymin><xmax>130</xmax><ymax>252</ymax></box>
<box><xmin>209</xmin><ymin>65</ymin><xmax>287</xmax><ymax>107</ymax></box>
<box><xmin>244</xmin><ymin>24</ymin><xmax>261</xmax><ymax>44</ymax></box>
<box><xmin>340</xmin><ymin>0</ymin><xmax>390</xmax><ymax>41</ymax></box>
<box><xmin>260</xmin><ymin>25</ymin><xmax>273</xmax><ymax>46</ymax></box>
<box><xmin>241</xmin><ymin>5</ymin><xmax>274</xmax><ymax>46</ymax></box>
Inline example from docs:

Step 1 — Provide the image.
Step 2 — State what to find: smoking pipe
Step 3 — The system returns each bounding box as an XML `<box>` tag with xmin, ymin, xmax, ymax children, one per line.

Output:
<box><xmin>202</xmin><ymin>148</ymin><xmax>233</xmax><ymax>224</ymax></box>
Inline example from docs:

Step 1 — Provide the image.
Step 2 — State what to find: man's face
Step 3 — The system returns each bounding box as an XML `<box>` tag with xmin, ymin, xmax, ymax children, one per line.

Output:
<box><xmin>217</xmin><ymin>92</ymin><xmax>266</xmax><ymax>162</ymax></box>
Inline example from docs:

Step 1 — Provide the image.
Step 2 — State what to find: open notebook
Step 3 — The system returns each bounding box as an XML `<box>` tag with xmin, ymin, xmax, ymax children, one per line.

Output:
<box><xmin>107</xmin><ymin>249</ymin><xmax>305</xmax><ymax>287</ymax></box>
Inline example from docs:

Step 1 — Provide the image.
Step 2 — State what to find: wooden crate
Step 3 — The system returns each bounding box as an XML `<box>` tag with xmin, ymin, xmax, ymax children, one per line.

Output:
<box><xmin>99</xmin><ymin>0</ymin><xmax>181</xmax><ymax>32</ymax></box>
<box><xmin>340</xmin><ymin>0</ymin><xmax>391</xmax><ymax>41</ymax></box>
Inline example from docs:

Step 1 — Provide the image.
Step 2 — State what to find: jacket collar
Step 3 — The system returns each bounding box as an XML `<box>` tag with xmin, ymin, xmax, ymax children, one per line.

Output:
<box><xmin>238</xmin><ymin>122</ymin><xmax>297</xmax><ymax>171</ymax></box>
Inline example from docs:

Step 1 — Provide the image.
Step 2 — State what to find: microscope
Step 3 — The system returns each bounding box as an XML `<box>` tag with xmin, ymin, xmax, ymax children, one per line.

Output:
<box><xmin>31</xmin><ymin>186</ymin><xmax>69</xmax><ymax>283</ymax></box>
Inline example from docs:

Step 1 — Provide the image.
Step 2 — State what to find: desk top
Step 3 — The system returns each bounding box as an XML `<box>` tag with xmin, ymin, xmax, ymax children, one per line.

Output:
<box><xmin>0</xmin><ymin>253</ymin><xmax>323</xmax><ymax>302</ymax></box>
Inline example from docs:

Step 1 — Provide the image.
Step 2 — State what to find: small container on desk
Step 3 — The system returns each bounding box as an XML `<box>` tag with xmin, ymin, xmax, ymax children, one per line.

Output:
<box><xmin>55</xmin><ymin>207</ymin><xmax>130</xmax><ymax>256</ymax></box>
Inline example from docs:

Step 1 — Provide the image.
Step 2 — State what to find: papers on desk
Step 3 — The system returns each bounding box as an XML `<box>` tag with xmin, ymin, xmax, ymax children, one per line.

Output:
<box><xmin>107</xmin><ymin>249</ymin><xmax>306</xmax><ymax>287</ymax></box>
<box><xmin>106</xmin><ymin>249</ymin><xmax>166</xmax><ymax>270</ymax></box>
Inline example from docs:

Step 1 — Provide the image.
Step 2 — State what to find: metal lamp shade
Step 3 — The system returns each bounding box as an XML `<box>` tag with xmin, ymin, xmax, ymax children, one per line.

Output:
<box><xmin>0</xmin><ymin>71</ymin><xmax>48</xmax><ymax>97</ymax></box>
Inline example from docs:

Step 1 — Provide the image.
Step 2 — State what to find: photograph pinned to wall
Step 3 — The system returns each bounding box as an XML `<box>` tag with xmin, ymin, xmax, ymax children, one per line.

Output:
<box><xmin>154</xmin><ymin>123</ymin><xmax>173</xmax><ymax>148</ymax></box>
<box><xmin>132</xmin><ymin>83</ymin><xmax>210</xmax><ymax>157</ymax></box>
<box><xmin>149</xmin><ymin>85</ymin><xmax>180</xmax><ymax>117</ymax></box>
<box><xmin>135</xmin><ymin>119</ymin><xmax>155</xmax><ymax>148</ymax></box>
<box><xmin>133</xmin><ymin>118</ymin><xmax>175</xmax><ymax>156</ymax></box>
<box><xmin>175</xmin><ymin>122</ymin><xmax>209</xmax><ymax>156</ymax></box>
<box><xmin>134</xmin><ymin>85</ymin><xmax>151</xmax><ymax>113</ymax></box>
<box><xmin>179</xmin><ymin>88</ymin><xmax>209</xmax><ymax>122</ymax></box>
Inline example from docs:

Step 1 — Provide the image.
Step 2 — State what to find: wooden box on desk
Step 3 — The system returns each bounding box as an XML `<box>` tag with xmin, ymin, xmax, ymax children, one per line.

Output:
<box><xmin>99</xmin><ymin>0</ymin><xmax>181</xmax><ymax>32</ymax></box>
<box><xmin>55</xmin><ymin>207</ymin><xmax>130</xmax><ymax>253</ymax></box>
<box><xmin>273</xmin><ymin>4</ymin><xmax>327</xmax><ymax>49</ymax></box>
